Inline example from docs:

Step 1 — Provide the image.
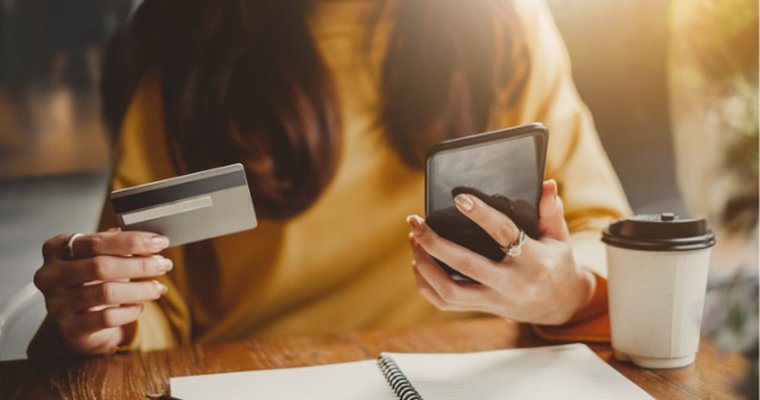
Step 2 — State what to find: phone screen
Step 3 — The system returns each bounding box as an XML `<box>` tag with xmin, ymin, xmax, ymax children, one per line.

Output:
<box><xmin>425</xmin><ymin>126</ymin><xmax>547</xmax><ymax>282</ymax></box>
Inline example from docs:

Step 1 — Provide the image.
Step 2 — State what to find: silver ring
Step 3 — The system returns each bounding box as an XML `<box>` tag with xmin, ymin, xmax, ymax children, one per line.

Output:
<box><xmin>501</xmin><ymin>230</ymin><xmax>526</xmax><ymax>258</ymax></box>
<box><xmin>64</xmin><ymin>233</ymin><xmax>84</xmax><ymax>260</ymax></box>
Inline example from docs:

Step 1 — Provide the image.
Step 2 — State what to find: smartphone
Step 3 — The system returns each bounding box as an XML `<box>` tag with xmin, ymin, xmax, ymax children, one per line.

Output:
<box><xmin>425</xmin><ymin>123</ymin><xmax>548</xmax><ymax>283</ymax></box>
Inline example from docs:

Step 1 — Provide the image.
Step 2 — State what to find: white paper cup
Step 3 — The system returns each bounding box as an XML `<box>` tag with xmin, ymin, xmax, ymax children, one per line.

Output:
<box><xmin>603</xmin><ymin>213</ymin><xmax>715</xmax><ymax>369</ymax></box>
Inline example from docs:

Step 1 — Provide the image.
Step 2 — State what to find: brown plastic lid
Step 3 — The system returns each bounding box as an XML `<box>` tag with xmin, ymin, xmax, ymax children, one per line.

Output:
<box><xmin>602</xmin><ymin>213</ymin><xmax>716</xmax><ymax>251</ymax></box>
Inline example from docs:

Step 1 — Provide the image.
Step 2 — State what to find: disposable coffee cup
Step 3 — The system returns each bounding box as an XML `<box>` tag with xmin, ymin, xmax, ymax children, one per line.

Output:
<box><xmin>602</xmin><ymin>212</ymin><xmax>716</xmax><ymax>369</ymax></box>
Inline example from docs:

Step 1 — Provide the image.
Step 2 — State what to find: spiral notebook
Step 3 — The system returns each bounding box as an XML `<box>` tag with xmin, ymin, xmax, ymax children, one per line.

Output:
<box><xmin>170</xmin><ymin>343</ymin><xmax>653</xmax><ymax>399</ymax></box>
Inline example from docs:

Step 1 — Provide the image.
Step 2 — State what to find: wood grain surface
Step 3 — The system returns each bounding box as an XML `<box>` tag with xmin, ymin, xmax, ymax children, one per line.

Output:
<box><xmin>0</xmin><ymin>318</ymin><xmax>748</xmax><ymax>399</ymax></box>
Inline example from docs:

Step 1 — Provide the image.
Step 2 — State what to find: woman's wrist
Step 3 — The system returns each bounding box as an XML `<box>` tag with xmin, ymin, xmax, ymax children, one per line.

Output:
<box><xmin>576</xmin><ymin>267</ymin><xmax>597</xmax><ymax>311</ymax></box>
<box><xmin>557</xmin><ymin>266</ymin><xmax>598</xmax><ymax>325</ymax></box>
<box><xmin>544</xmin><ymin>265</ymin><xmax>597</xmax><ymax>325</ymax></box>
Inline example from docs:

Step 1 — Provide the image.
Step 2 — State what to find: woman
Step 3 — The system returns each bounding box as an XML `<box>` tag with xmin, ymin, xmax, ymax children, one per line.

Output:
<box><xmin>30</xmin><ymin>0</ymin><xmax>629</xmax><ymax>356</ymax></box>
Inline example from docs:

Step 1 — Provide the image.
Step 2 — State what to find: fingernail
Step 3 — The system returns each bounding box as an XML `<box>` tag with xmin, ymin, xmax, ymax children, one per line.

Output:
<box><xmin>454</xmin><ymin>194</ymin><xmax>475</xmax><ymax>212</ymax></box>
<box><xmin>149</xmin><ymin>235</ymin><xmax>170</xmax><ymax>249</ymax></box>
<box><xmin>154</xmin><ymin>281</ymin><xmax>168</xmax><ymax>297</ymax></box>
<box><xmin>406</xmin><ymin>215</ymin><xmax>425</xmax><ymax>236</ymax></box>
<box><xmin>154</xmin><ymin>256</ymin><xmax>173</xmax><ymax>272</ymax></box>
<box><xmin>547</xmin><ymin>179</ymin><xmax>558</xmax><ymax>198</ymax></box>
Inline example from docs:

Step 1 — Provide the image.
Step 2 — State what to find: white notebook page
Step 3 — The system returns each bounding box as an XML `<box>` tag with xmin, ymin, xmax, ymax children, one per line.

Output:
<box><xmin>169</xmin><ymin>344</ymin><xmax>653</xmax><ymax>399</ymax></box>
<box><xmin>170</xmin><ymin>359</ymin><xmax>396</xmax><ymax>400</ymax></box>
<box><xmin>384</xmin><ymin>344</ymin><xmax>654</xmax><ymax>400</ymax></box>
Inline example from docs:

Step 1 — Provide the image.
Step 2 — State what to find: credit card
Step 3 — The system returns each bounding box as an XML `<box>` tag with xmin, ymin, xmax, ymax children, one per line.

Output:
<box><xmin>110</xmin><ymin>163</ymin><xmax>257</xmax><ymax>247</ymax></box>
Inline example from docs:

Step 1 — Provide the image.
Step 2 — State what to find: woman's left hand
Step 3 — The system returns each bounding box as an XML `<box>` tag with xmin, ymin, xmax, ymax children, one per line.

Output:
<box><xmin>407</xmin><ymin>179</ymin><xmax>595</xmax><ymax>325</ymax></box>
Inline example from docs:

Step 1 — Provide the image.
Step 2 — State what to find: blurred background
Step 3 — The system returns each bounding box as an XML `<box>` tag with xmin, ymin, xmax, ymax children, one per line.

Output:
<box><xmin>0</xmin><ymin>0</ymin><xmax>756</xmax><ymax>369</ymax></box>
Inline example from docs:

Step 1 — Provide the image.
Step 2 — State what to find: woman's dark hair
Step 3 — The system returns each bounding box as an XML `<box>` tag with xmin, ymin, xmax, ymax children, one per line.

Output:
<box><xmin>102</xmin><ymin>0</ymin><xmax>529</xmax><ymax>219</ymax></box>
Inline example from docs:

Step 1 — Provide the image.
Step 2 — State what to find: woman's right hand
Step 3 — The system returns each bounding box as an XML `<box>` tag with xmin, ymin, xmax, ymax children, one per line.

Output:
<box><xmin>33</xmin><ymin>230</ymin><xmax>172</xmax><ymax>355</ymax></box>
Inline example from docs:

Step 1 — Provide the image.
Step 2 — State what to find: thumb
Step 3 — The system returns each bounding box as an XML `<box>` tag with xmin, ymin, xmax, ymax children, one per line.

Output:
<box><xmin>538</xmin><ymin>179</ymin><xmax>569</xmax><ymax>241</ymax></box>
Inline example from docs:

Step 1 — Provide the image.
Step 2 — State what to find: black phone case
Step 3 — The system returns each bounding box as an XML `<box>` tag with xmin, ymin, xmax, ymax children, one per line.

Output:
<box><xmin>424</xmin><ymin>123</ymin><xmax>549</xmax><ymax>283</ymax></box>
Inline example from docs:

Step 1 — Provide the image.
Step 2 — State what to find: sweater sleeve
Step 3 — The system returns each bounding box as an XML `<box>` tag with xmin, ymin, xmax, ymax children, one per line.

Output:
<box><xmin>507</xmin><ymin>0</ymin><xmax>632</xmax><ymax>341</ymax></box>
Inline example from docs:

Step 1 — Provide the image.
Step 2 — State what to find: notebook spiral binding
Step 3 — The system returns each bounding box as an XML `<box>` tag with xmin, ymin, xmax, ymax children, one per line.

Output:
<box><xmin>377</xmin><ymin>355</ymin><xmax>423</xmax><ymax>400</ymax></box>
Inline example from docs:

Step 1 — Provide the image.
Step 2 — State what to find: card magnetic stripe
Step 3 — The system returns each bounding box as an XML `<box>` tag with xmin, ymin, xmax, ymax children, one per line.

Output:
<box><xmin>111</xmin><ymin>171</ymin><xmax>247</xmax><ymax>214</ymax></box>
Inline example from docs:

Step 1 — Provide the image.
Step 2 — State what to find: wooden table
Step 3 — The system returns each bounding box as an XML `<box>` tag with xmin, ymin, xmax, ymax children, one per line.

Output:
<box><xmin>0</xmin><ymin>318</ymin><xmax>748</xmax><ymax>399</ymax></box>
